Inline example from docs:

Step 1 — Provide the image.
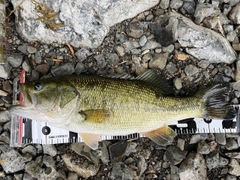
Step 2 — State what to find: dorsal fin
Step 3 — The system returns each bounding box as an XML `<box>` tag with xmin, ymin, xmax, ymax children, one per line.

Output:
<box><xmin>136</xmin><ymin>69</ymin><xmax>174</xmax><ymax>95</ymax></box>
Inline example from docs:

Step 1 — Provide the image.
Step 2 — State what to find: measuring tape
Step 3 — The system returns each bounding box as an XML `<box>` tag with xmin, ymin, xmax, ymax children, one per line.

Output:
<box><xmin>10</xmin><ymin>70</ymin><xmax>240</xmax><ymax>147</ymax></box>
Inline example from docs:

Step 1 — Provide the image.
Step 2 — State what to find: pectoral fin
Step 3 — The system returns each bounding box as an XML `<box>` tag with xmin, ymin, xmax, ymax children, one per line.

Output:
<box><xmin>141</xmin><ymin>125</ymin><xmax>176</xmax><ymax>146</ymax></box>
<box><xmin>80</xmin><ymin>133</ymin><xmax>101</xmax><ymax>150</ymax></box>
<box><xmin>79</xmin><ymin>109</ymin><xmax>110</xmax><ymax>123</ymax></box>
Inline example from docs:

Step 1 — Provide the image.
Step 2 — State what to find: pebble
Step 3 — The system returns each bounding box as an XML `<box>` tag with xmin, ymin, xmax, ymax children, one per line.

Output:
<box><xmin>0</xmin><ymin>64</ymin><xmax>10</xmax><ymax>79</ymax></box>
<box><xmin>229</xmin><ymin>2</ymin><xmax>240</xmax><ymax>24</ymax></box>
<box><xmin>75</xmin><ymin>48</ymin><xmax>92</xmax><ymax>61</ymax></box>
<box><xmin>142</xmin><ymin>41</ymin><xmax>161</xmax><ymax>51</ymax></box>
<box><xmin>197</xmin><ymin>140</ymin><xmax>211</xmax><ymax>155</ymax></box>
<box><xmin>166</xmin><ymin>62</ymin><xmax>178</xmax><ymax>75</ymax></box>
<box><xmin>115</xmin><ymin>46</ymin><xmax>125</xmax><ymax>56</ymax></box>
<box><xmin>22</xmin><ymin>145</ymin><xmax>37</xmax><ymax>157</ymax></box>
<box><xmin>35</xmin><ymin>64</ymin><xmax>50</xmax><ymax>74</ymax></box>
<box><xmin>225</xmin><ymin>138</ymin><xmax>239</xmax><ymax>150</ymax></box>
<box><xmin>127</xmin><ymin>22</ymin><xmax>144</xmax><ymax>38</ymax></box>
<box><xmin>7</xmin><ymin>54</ymin><xmax>23</xmax><ymax>68</ymax></box>
<box><xmin>227</xmin><ymin>31</ymin><xmax>237</xmax><ymax>42</ymax></box>
<box><xmin>0</xmin><ymin>111</ymin><xmax>10</xmax><ymax>124</ymax></box>
<box><xmin>22</xmin><ymin>61</ymin><xmax>31</xmax><ymax>72</ymax></box>
<box><xmin>160</xmin><ymin>0</ymin><xmax>170</xmax><ymax>9</ymax></box>
<box><xmin>149</xmin><ymin>52</ymin><xmax>168</xmax><ymax>70</ymax></box>
<box><xmin>162</xmin><ymin>44</ymin><xmax>174</xmax><ymax>52</ymax></box>
<box><xmin>109</xmin><ymin>141</ymin><xmax>127</xmax><ymax>160</ymax></box>
<box><xmin>205</xmin><ymin>152</ymin><xmax>220</xmax><ymax>170</ymax></box>
<box><xmin>174</xmin><ymin>78</ymin><xmax>182</xmax><ymax>90</ymax></box>
<box><xmin>74</xmin><ymin>62</ymin><xmax>86</xmax><ymax>75</ymax></box>
<box><xmin>35</xmin><ymin>51</ymin><xmax>42</xmax><ymax>64</ymax></box>
<box><xmin>68</xmin><ymin>172</ymin><xmax>78</xmax><ymax>180</ymax></box>
<box><xmin>198</xmin><ymin>60</ymin><xmax>210</xmax><ymax>69</ymax></box>
<box><xmin>229</xmin><ymin>159</ymin><xmax>240</xmax><ymax>176</ymax></box>
<box><xmin>139</xmin><ymin>35</ymin><xmax>147</xmax><ymax>47</ymax></box>
<box><xmin>170</xmin><ymin>0</ymin><xmax>183</xmax><ymax>9</ymax></box>
<box><xmin>179</xmin><ymin>152</ymin><xmax>207</xmax><ymax>180</ymax></box>
<box><xmin>42</xmin><ymin>144</ymin><xmax>57</xmax><ymax>156</ymax></box>
<box><xmin>184</xmin><ymin>65</ymin><xmax>199</xmax><ymax>76</ymax></box>
<box><xmin>17</xmin><ymin>43</ymin><xmax>27</xmax><ymax>54</ymax></box>
<box><xmin>182</xmin><ymin>0</ymin><xmax>196</xmax><ymax>15</ymax></box>
<box><xmin>0</xmin><ymin>149</ymin><xmax>29</xmax><ymax>173</ymax></box>
<box><xmin>51</xmin><ymin>63</ymin><xmax>75</xmax><ymax>76</ymax></box>
<box><xmin>110</xmin><ymin>162</ymin><xmax>134</xmax><ymax>180</ymax></box>
<box><xmin>166</xmin><ymin>146</ymin><xmax>186</xmax><ymax>165</ymax></box>
<box><xmin>194</xmin><ymin>3</ymin><xmax>214</xmax><ymax>24</ymax></box>
<box><xmin>27</xmin><ymin>46</ymin><xmax>37</xmax><ymax>54</ymax></box>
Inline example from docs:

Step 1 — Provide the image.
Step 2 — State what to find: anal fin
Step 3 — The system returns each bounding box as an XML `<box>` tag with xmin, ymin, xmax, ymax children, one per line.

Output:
<box><xmin>80</xmin><ymin>133</ymin><xmax>101</xmax><ymax>150</ymax></box>
<box><xmin>141</xmin><ymin>125</ymin><xmax>176</xmax><ymax>146</ymax></box>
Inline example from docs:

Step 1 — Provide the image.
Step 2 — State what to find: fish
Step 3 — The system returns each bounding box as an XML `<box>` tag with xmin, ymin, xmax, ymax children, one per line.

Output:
<box><xmin>10</xmin><ymin>70</ymin><xmax>232</xmax><ymax>150</ymax></box>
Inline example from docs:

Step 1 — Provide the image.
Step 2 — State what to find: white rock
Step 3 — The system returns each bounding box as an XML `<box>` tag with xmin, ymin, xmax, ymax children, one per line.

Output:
<box><xmin>11</xmin><ymin>0</ymin><xmax>159</xmax><ymax>48</ymax></box>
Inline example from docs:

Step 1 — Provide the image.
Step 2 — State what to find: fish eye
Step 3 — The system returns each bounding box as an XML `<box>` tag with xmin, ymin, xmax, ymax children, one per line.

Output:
<box><xmin>34</xmin><ymin>82</ymin><xmax>43</xmax><ymax>91</ymax></box>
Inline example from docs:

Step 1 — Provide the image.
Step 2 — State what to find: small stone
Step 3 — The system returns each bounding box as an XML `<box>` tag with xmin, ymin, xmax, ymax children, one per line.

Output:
<box><xmin>166</xmin><ymin>146</ymin><xmax>186</xmax><ymax>165</ymax></box>
<box><xmin>22</xmin><ymin>145</ymin><xmax>37</xmax><ymax>156</ymax></box>
<box><xmin>142</xmin><ymin>41</ymin><xmax>161</xmax><ymax>51</ymax></box>
<box><xmin>22</xmin><ymin>61</ymin><xmax>31</xmax><ymax>72</ymax></box>
<box><xmin>179</xmin><ymin>153</ymin><xmax>207</xmax><ymax>180</ymax></box>
<box><xmin>185</xmin><ymin>65</ymin><xmax>199</xmax><ymax>76</ymax></box>
<box><xmin>198</xmin><ymin>60</ymin><xmax>210</xmax><ymax>69</ymax></box>
<box><xmin>75</xmin><ymin>48</ymin><xmax>92</xmax><ymax>61</ymax></box>
<box><xmin>62</xmin><ymin>153</ymin><xmax>100</xmax><ymax>179</ymax></box>
<box><xmin>30</xmin><ymin>69</ymin><xmax>40</xmax><ymax>81</ymax></box>
<box><xmin>182</xmin><ymin>0</ymin><xmax>196</xmax><ymax>15</ymax></box>
<box><xmin>2</xmin><ymin>81</ymin><xmax>12</xmax><ymax>94</ymax></box>
<box><xmin>35</xmin><ymin>51</ymin><xmax>42</xmax><ymax>64</ymax></box>
<box><xmin>166</xmin><ymin>62</ymin><xmax>178</xmax><ymax>75</ymax></box>
<box><xmin>146</xmin><ymin>14</ymin><xmax>154</xmax><ymax>21</ymax></box>
<box><xmin>17</xmin><ymin>43</ymin><xmax>27</xmax><ymax>54</ymax></box>
<box><xmin>124</xmin><ymin>142</ymin><xmax>137</xmax><ymax>156</ymax></box>
<box><xmin>42</xmin><ymin>144</ymin><xmax>57</xmax><ymax>156</ymax></box>
<box><xmin>160</xmin><ymin>0</ymin><xmax>170</xmax><ymax>9</ymax></box>
<box><xmin>177</xmin><ymin>138</ymin><xmax>185</xmax><ymax>151</ymax></box>
<box><xmin>127</xmin><ymin>22</ymin><xmax>144</xmax><ymax>38</ymax></box>
<box><xmin>189</xmin><ymin>134</ymin><xmax>202</xmax><ymax>144</ymax></box>
<box><xmin>137</xmin><ymin>156</ymin><xmax>147</xmax><ymax>177</ymax></box>
<box><xmin>170</xmin><ymin>0</ymin><xmax>183</xmax><ymax>9</ymax></box>
<box><xmin>229</xmin><ymin>2</ymin><xmax>240</xmax><ymax>24</ymax></box>
<box><xmin>149</xmin><ymin>52</ymin><xmax>168</xmax><ymax>70</ymax></box>
<box><xmin>35</xmin><ymin>64</ymin><xmax>50</xmax><ymax>74</ymax></box>
<box><xmin>175</xmin><ymin>50</ymin><xmax>189</xmax><ymax>61</ymax></box>
<box><xmin>0</xmin><ymin>131</ymin><xmax>10</xmax><ymax>144</ymax></box>
<box><xmin>115</xmin><ymin>32</ymin><xmax>128</xmax><ymax>44</ymax></box>
<box><xmin>229</xmin><ymin>159</ymin><xmax>240</xmax><ymax>176</ymax></box>
<box><xmin>0</xmin><ymin>90</ymin><xmax>8</xmax><ymax>96</ymax></box>
<box><xmin>110</xmin><ymin>162</ymin><xmax>134</xmax><ymax>180</ymax></box>
<box><xmin>206</xmin><ymin>153</ymin><xmax>219</xmax><ymax>170</ymax></box>
<box><xmin>232</xmin><ymin>43</ymin><xmax>240</xmax><ymax>51</ymax></box>
<box><xmin>27</xmin><ymin>46</ymin><xmax>37</xmax><ymax>54</ymax></box>
<box><xmin>139</xmin><ymin>35</ymin><xmax>147</xmax><ymax>47</ymax></box>
<box><xmin>162</xmin><ymin>44</ymin><xmax>174</xmax><ymax>52</ymax></box>
<box><xmin>0</xmin><ymin>64</ymin><xmax>10</xmax><ymax>79</ymax></box>
<box><xmin>227</xmin><ymin>31</ymin><xmax>237</xmax><ymax>42</ymax></box>
<box><xmin>68</xmin><ymin>172</ymin><xmax>78</xmax><ymax>180</ymax></box>
<box><xmin>226</xmin><ymin>138</ymin><xmax>239</xmax><ymax>150</ymax></box>
<box><xmin>124</xmin><ymin>41</ymin><xmax>140</xmax><ymax>52</ymax></box>
<box><xmin>197</xmin><ymin>140</ymin><xmax>211</xmax><ymax>155</ymax></box>
<box><xmin>74</xmin><ymin>62</ymin><xmax>86</xmax><ymax>75</ymax></box>
<box><xmin>203</xmin><ymin>16</ymin><xmax>219</xmax><ymax>29</ymax></box>
<box><xmin>174</xmin><ymin>78</ymin><xmax>182</xmax><ymax>90</ymax></box>
<box><xmin>194</xmin><ymin>3</ymin><xmax>214</xmax><ymax>24</ymax></box>
<box><xmin>0</xmin><ymin>149</ymin><xmax>29</xmax><ymax>173</ymax></box>
<box><xmin>7</xmin><ymin>54</ymin><xmax>23</xmax><ymax>68</ymax></box>
<box><xmin>226</xmin><ymin>174</ymin><xmax>237</xmax><ymax>180</ymax></box>
<box><xmin>109</xmin><ymin>141</ymin><xmax>128</xmax><ymax>160</ymax></box>
<box><xmin>25</xmin><ymin>161</ymin><xmax>42</xmax><ymax>178</ymax></box>
<box><xmin>115</xmin><ymin>46</ymin><xmax>125</xmax><ymax>56</ymax></box>
<box><xmin>51</xmin><ymin>63</ymin><xmax>75</xmax><ymax>76</ymax></box>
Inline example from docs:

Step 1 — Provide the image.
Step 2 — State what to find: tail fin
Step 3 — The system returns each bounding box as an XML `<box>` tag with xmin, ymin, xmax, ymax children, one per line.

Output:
<box><xmin>202</xmin><ymin>84</ymin><xmax>233</xmax><ymax>120</ymax></box>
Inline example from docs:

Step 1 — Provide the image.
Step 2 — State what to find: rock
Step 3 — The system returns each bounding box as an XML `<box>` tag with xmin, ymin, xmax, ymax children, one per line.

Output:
<box><xmin>190</xmin><ymin>134</ymin><xmax>202</xmax><ymax>144</ymax></box>
<box><xmin>62</xmin><ymin>153</ymin><xmax>100</xmax><ymax>179</ymax></box>
<box><xmin>115</xmin><ymin>46</ymin><xmax>125</xmax><ymax>56</ymax></box>
<box><xmin>163</xmin><ymin>44</ymin><xmax>174</xmax><ymax>52</ymax></box>
<box><xmin>177</xmin><ymin>138</ymin><xmax>185</xmax><ymax>151</ymax></box>
<box><xmin>142</xmin><ymin>41</ymin><xmax>161</xmax><ymax>50</ymax></box>
<box><xmin>160</xmin><ymin>0</ymin><xmax>170</xmax><ymax>9</ymax></box>
<box><xmin>0</xmin><ymin>64</ymin><xmax>10</xmax><ymax>79</ymax></box>
<box><xmin>22</xmin><ymin>61</ymin><xmax>31</xmax><ymax>72</ymax></box>
<box><xmin>17</xmin><ymin>43</ymin><xmax>27</xmax><ymax>54</ymax></box>
<box><xmin>227</xmin><ymin>31</ymin><xmax>237</xmax><ymax>42</ymax></box>
<box><xmin>115</xmin><ymin>32</ymin><xmax>128</xmax><ymax>44</ymax></box>
<box><xmin>22</xmin><ymin>145</ymin><xmax>37</xmax><ymax>156</ymax></box>
<box><xmin>166</xmin><ymin>62</ymin><xmax>178</xmax><ymax>75</ymax></box>
<box><xmin>139</xmin><ymin>35</ymin><xmax>147</xmax><ymax>47</ymax></box>
<box><xmin>0</xmin><ymin>111</ymin><xmax>10</xmax><ymax>124</ymax></box>
<box><xmin>229</xmin><ymin>159</ymin><xmax>240</xmax><ymax>176</ymax></box>
<box><xmin>136</xmin><ymin>156</ymin><xmax>147</xmax><ymax>177</ymax></box>
<box><xmin>124</xmin><ymin>142</ymin><xmax>137</xmax><ymax>156</ymax></box>
<box><xmin>229</xmin><ymin>2</ymin><xmax>240</xmax><ymax>24</ymax></box>
<box><xmin>71</xmin><ymin>143</ymin><xmax>99</xmax><ymax>165</ymax></box>
<box><xmin>110</xmin><ymin>162</ymin><xmax>134</xmax><ymax>180</ymax></box>
<box><xmin>198</xmin><ymin>60</ymin><xmax>210</xmax><ymax>69</ymax></box>
<box><xmin>194</xmin><ymin>3</ymin><xmax>214</xmax><ymax>24</ymax></box>
<box><xmin>153</xmin><ymin>12</ymin><xmax>236</xmax><ymax>63</ymax></box>
<box><xmin>109</xmin><ymin>141</ymin><xmax>128</xmax><ymax>160</ymax></box>
<box><xmin>175</xmin><ymin>50</ymin><xmax>189</xmax><ymax>61</ymax></box>
<box><xmin>127</xmin><ymin>22</ymin><xmax>144</xmax><ymax>38</ymax></box>
<box><xmin>206</xmin><ymin>152</ymin><xmax>220</xmax><ymax>170</ymax></box>
<box><xmin>0</xmin><ymin>131</ymin><xmax>10</xmax><ymax>144</ymax></box>
<box><xmin>0</xmin><ymin>149</ymin><xmax>29</xmax><ymax>173</ymax></box>
<box><xmin>42</xmin><ymin>144</ymin><xmax>57</xmax><ymax>156</ymax></box>
<box><xmin>27</xmin><ymin>46</ymin><xmax>37</xmax><ymax>54</ymax></box>
<box><xmin>35</xmin><ymin>64</ymin><xmax>50</xmax><ymax>74</ymax></box>
<box><xmin>51</xmin><ymin>63</ymin><xmax>75</xmax><ymax>76</ymax></box>
<box><xmin>232</xmin><ymin>43</ymin><xmax>240</xmax><ymax>51</ymax></box>
<box><xmin>11</xmin><ymin>0</ymin><xmax>159</xmax><ymax>48</ymax></box>
<box><xmin>197</xmin><ymin>140</ymin><xmax>211</xmax><ymax>155</ymax></box>
<box><xmin>75</xmin><ymin>48</ymin><xmax>92</xmax><ymax>61</ymax></box>
<box><xmin>170</xmin><ymin>0</ymin><xmax>183</xmax><ymax>9</ymax></box>
<box><xmin>96</xmin><ymin>141</ymin><xmax>110</xmax><ymax>165</ymax></box>
<box><xmin>7</xmin><ymin>54</ymin><xmax>23</xmax><ymax>68</ymax></box>
<box><xmin>185</xmin><ymin>65</ymin><xmax>199</xmax><ymax>76</ymax></box>
<box><xmin>35</xmin><ymin>51</ymin><xmax>42</xmax><ymax>64</ymax></box>
<box><xmin>74</xmin><ymin>62</ymin><xmax>86</xmax><ymax>75</ymax></box>
<box><xmin>0</xmin><ymin>90</ymin><xmax>8</xmax><ymax>96</ymax></box>
<box><xmin>179</xmin><ymin>153</ymin><xmax>207</xmax><ymax>180</ymax></box>
<box><xmin>226</xmin><ymin>174</ymin><xmax>237</xmax><ymax>180</ymax></box>
<box><xmin>182</xmin><ymin>0</ymin><xmax>196</xmax><ymax>15</ymax></box>
<box><xmin>68</xmin><ymin>172</ymin><xmax>78</xmax><ymax>180</ymax></box>
<box><xmin>226</xmin><ymin>138</ymin><xmax>239</xmax><ymax>150</ymax></box>
<box><xmin>226</xmin><ymin>152</ymin><xmax>240</xmax><ymax>159</ymax></box>
<box><xmin>149</xmin><ymin>52</ymin><xmax>168</xmax><ymax>70</ymax></box>
<box><xmin>174</xmin><ymin>78</ymin><xmax>182</xmax><ymax>90</ymax></box>
<box><xmin>25</xmin><ymin>161</ymin><xmax>42</xmax><ymax>179</ymax></box>
<box><xmin>166</xmin><ymin>146</ymin><xmax>186</xmax><ymax>165</ymax></box>
<box><xmin>124</xmin><ymin>41</ymin><xmax>140</xmax><ymax>52</ymax></box>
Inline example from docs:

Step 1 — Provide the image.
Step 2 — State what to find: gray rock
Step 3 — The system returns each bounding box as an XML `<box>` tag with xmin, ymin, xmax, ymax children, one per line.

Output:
<box><xmin>197</xmin><ymin>140</ymin><xmax>210</xmax><ymax>155</ymax></box>
<box><xmin>124</xmin><ymin>142</ymin><xmax>137</xmax><ymax>156</ymax></box>
<box><xmin>215</xmin><ymin>133</ymin><xmax>226</xmax><ymax>145</ymax></box>
<box><xmin>11</xmin><ymin>0</ymin><xmax>159</xmax><ymax>48</ymax></box>
<box><xmin>189</xmin><ymin>134</ymin><xmax>202</xmax><ymax>144</ymax></box>
<box><xmin>177</xmin><ymin>138</ymin><xmax>185</xmax><ymax>151</ymax></box>
<box><xmin>115</xmin><ymin>46</ymin><xmax>125</xmax><ymax>56</ymax></box>
<box><xmin>7</xmin><ymin>54</ymin><xmax>23</xmax><ymax>68</ymax></box>
<box><xmin>182</xmin><ymin>0</ymin><xmax>196</xmax><ymax>15</ymax></box>
<box><xmin>35</xmin><ymin>51</ymin><xmax>42</xmax><ymax>64</ymax></box>
<box><xmin>194</xmin><ymin>3</ymin><xmax>214</xmax><ymax>24</ymax></box>
<box><xmin>0</xmin><ymin>149</ymin><xmax>29</xmax><ymax>173</ymax></box>
<box><xmin>0</xmin><ymin>64</ymin><xmax>10</xmax><ymax>79</ymax></box>
<box><xmin>17</xmin><ymin>43</ymin><xmax>27</xmax><ymax>54</ymax></box>
<box><xmin>160</xmin><ymin>0</ymin><xmax>170</xmax><ymax>9</ymax></box>
<box><xmin>229</xmin><ymin>2</ymin><xmax>240</xmax><ymax>24</ymax></box>
<box><xmin>124</xmin><ymin>41</ymin><xmax>140</xmax><ymax>52</ymax></box>
<box><xmin>115</xmin><ymin>32</ymin><xmax>128</xmax><ymax>44</ymax></box>
<box><xmin>127</xmin><ymin>22</ymin><xmax>144</xmax><ymax>38</ymax></box>
<box><xmin>68</xmin><ymin>172</ymin><xmax>78</xmax><ymax>180</ymax></box>
<box><xmin>179</xmin><ymin>153</ymin><xmax>207</xmax><ymax>180</ymax></box>
<box><xmin>227</xmin><ymin>31</ymin><xmax>237</xmax><ymax>42</ymax></box>
<box><xmin>0</xmin><ymin>131</ymin><xmax>10</xmax><ymax>144</ymax></box>
<box><xmin>166</xmin><ymin>62</ymin><xmax>178</xmax><ymax>75</ymax></box>
<box><xmin>109</xmin><ymin>141</ymin><xmax>127</xmax><ymax>160</ymax></box>
<box><xmin>75</xmin><ymin>48</ymin><xmax>92</xmax><ymax>61</ymax></box>
<box><xmin>224</xmin><ymin>66</ymin><xmax>233</xmax><ymax>77</ymax></box>
<box><xmin>198</xmin><ymin>60</ymin><xmax>210</xmax><ymax>69</ymax></box>
<box><xmin>22</xmin><ymin>61</ymin><xmax>31</xmax><ymax>72</ymax></box>
<box><xmin>74</xmin><ymin>62</ymin><xmax>86</xmax><ymax>75</ymax></box>
<box><xmin>42</xmin><ymin>144</ymin><xmax>57</xmax><ymax>156</ymax></box>
<box><xmin>170</xmin><ymin>0</ymin><xmax>183</xmax><ymax>9</ymax></box>
<box><xmin>96</xmin><ymin>141</ymin><xmax>110</xmax><ymax>165</ymax></box>
<box><xmin>163</xmin><ymin>44</ymin><xmax>174</xmax><ymax>53</ymax></box>
<box><xmin>27</xmin><ymin>46</ymin><xmax>37</xmax><ymax>54</ymax></box>
<box><xmin>174</xmin><ymin>78</ymin><xmax>182</xmax><ymax>90</ymax></box>
<box><xmin>0</xmin><ymin>111</ymin><xmax>10</xmax><ymax>124</ymax></box>
<box><xmin>25</xmin><ymin>161</ymin><xmax>43</xmax><ymax>179</ymax></box>
<box><xmin>226</xmin><ymin>174</ymin><xmax>237</xmax><ymax>180</ymax></box>
<box><xmin>136</xmin><ymin>156</ymin><xmax>147</xmax><ymax>177</ymax></box>
<box><xmin>149</xmin><ymin>52</ymin><xmax>168</xmax><ymax>70</ymax></box>
<box><xmin>229</xmin><ymin>159</ymin><xmax>240</xmax><ymax>176</ymax></box>
<box><xmin>185</xmin><ymin>65</ymin><xmax>199</xmax><ymax>76</ymax></box>
<box><xmin>206</xmin><ymin>152</ymin><xmax>219</xmax><ymax>170</ymax></box>
<box><xmin>142</xmin><ymin>41</ymin><xmax>161</xmax><ymax>51</ymax></box>
<box><xmin>62</xmin><ymin>153</ymin><xmax>100</xmax><ymax>179</ymax></box>
<box><xmin>166</xmin><ymin>146</ymin><xmax>186</xmax><ymax>165</ymax></box>
<box><xmin>22</xmin><ymin>145</ymin><xmax>37</xmax><ymax>156</ymax></box>
<box><xmin>110</xmin><ymin>162</ymin><xmax>134</xmax><ymax>180</ymax></box>
<box><xmin>212</xmin><ymin>0</ymin><xmax>219</xmax><ymax>7</ymax></box>
<box><xmin>139</xmin><ymin>35</ymin><xmax>147</xmax><ymax>47</ymax></box>
<box><xmin>226</xmin><ymin>138</ymin><xmax>239</xmax><ymax>150</ymax></box>
<box><xmin>51</xmin><ymin>63</ymin><xmax>75</xmax><ymax>76</ymax></box>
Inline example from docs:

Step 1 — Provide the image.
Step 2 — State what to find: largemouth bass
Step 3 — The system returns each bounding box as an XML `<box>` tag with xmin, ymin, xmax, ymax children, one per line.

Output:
<box><xmin>10</xmin><ymin>70</ymin><xmax>232</xmax><ymax>149</ymax></box>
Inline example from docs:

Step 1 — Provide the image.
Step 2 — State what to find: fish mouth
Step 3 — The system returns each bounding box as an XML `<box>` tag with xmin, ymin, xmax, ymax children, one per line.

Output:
<box><xmin>19</xmin><ymin>84</ymin><xmax>37</xmax><ymax>107</ymax></box>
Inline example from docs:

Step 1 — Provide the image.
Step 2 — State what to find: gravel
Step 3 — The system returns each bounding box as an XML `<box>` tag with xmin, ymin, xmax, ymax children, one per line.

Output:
<box><xmin>1</xmin><ymin>0</ymin><xmax>240</xmax><ymax>179</ymax></box>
